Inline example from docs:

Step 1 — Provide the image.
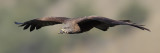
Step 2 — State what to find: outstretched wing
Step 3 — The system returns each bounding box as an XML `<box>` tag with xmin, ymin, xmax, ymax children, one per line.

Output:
<box><xmin>77</xmin><ymin>16</ymin><xmax>150</xmax><ymax>32</ymax></box>
<box><xmin>15</xmin><ymin>17</ymin><xmax>69</xmax><ymax>31</ymax></box>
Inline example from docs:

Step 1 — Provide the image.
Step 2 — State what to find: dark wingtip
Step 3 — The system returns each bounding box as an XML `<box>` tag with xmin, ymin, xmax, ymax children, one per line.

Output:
<box><xmin>145</xmin><ymin>28</ymin><xmax>151</xmax><ymax>32</ymax></box>
<box><xmin>131</xmin><ymin>24</ymin><xmax>151</xmax><ymax>32</ymax></box>
<box><xmin>138</xmin><ymin>25</ymin><xmax>151</xmax><ymax>32</ymax></box>
<box><xmin>30</xmin><ymin>25</ymin><xmax>36</xmax><ymax>32</ymax></box>
<box><xmin>142</xmin><ymin>28</ymin><xmax>151</xmax><ymax>32</ymax></box>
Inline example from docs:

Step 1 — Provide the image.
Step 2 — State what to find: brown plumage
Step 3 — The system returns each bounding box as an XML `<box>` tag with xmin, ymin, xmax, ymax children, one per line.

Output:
<box><xmin>15</xmin><ymin>16</ymin><xmax>150</xmax><ymax>34</ymax></box>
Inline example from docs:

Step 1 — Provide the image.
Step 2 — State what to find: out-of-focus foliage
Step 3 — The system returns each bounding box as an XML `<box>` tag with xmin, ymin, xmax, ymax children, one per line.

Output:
<box><xmin>118</xmin><ymin>1</ymin><xmax>148</xmax><ymax>23</ymax></box>
<box><xmin>116</xmin><ymin>1</ymin><xmax>148</xmax><ymax>35</ymax></box>
<box><xmin>71</xmin><ymin>0</ymin><xmax>95</xmax><ymax>17</ymax></box>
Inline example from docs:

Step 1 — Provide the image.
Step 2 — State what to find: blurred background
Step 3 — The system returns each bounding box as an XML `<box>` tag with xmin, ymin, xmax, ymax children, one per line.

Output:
<box><xmin>0</xmin><ymin>0</ymin><xmax>159</xmax><ymax>53</ymax></box>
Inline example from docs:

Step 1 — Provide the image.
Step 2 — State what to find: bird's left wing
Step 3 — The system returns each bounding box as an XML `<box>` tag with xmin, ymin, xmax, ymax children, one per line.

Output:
<box><xmin>15</xmin><ymin>17</ymin><xmax>69</xmax><ymax>31</ymax></box>
<box><xmin>77</xmin><ymin>16</ymin><xmax>150</xmax><ymax>31</ymax></box>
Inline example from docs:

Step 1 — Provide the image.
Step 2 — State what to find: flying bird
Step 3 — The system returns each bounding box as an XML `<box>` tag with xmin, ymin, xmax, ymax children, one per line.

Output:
<box><xmin>15</xmin><ymin>16</ymin><xmax>150</xmax><ymax>34</ymax></box>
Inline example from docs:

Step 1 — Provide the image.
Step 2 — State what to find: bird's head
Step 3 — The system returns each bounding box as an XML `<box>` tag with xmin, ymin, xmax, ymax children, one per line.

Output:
<box><xmin>59</xmin><ymin>27</ymin><xmax>74</xmax><ymax>34</ymax></box>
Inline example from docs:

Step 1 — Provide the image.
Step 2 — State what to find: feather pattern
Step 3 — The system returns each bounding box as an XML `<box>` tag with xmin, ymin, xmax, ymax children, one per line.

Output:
<box><xmin>15</xmin><ymin>17</ymin><xmax>69</xmax><ymax>31</ymax></box>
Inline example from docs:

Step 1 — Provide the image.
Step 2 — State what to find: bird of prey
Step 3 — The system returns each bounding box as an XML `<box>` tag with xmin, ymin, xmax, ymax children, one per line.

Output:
<box><xmin>15</xmin><ymin>16</ymin><xmax>150</xmax><ymax>34</ymax></box>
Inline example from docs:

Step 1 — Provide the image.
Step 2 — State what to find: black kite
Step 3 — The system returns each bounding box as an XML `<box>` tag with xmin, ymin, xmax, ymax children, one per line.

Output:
<box><xmin>15</xmin><ymin>16</ymin><xmax>150</xmax><ymax>34</ymax></box>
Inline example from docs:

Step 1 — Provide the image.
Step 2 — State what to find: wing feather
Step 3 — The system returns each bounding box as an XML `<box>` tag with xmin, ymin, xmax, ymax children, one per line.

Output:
<box><xmin>77</xmin><ymin>16</ymin><xmax>150</xmax><ymax>31</ymax></box>
<box><xmin>15</xmin><ymin>17</ymin><xmax>69</xmax><ymax>31</ymax></box>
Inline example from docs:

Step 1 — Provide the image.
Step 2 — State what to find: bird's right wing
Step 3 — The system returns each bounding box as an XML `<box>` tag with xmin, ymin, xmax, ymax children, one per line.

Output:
<box><xmin>15</xmin><ymin>17</ymin><xmax>69</xmax><ymax>31</ymax></box>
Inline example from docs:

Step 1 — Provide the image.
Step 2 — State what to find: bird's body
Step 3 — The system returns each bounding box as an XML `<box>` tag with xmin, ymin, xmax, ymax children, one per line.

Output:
<box><xmin>15</xmin><ymin>16</ymin><xmax>150</xmax><ymax>34</ymax></box>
